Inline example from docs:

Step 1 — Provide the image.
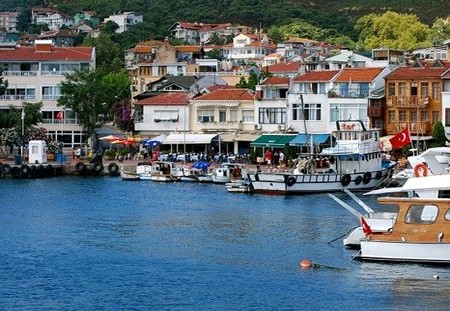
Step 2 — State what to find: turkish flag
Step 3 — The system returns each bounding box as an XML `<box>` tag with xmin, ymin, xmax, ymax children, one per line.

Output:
<box><xmin>56</xmin><ymin>110</ymin><xmax>63</xmax><ymax>120</ymax></box>
<box><xmin>361</xmin><ymin>217</ymin><xmax>372</xmax><ymax>235</ymax></box>
<box><xmin>389</xmin><ymin>128</ymin><xmax>411</xmax><ymax>149</ymax></box>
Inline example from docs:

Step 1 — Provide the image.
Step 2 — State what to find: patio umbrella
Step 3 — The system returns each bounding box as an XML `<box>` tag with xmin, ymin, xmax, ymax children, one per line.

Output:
<box><xmin>192</xmin><ymin>161</ymin><xmax>210</xmax><ymax>169</ymax></box>
<box><xmin>99</xmin><ymin>135</ymin><xmax>122</xmax><ymax>141</ymax></box>
<box><xmin>143</xmin><ymin>140</ymin><xmax>161</xmax><ymax>148</ymax></box>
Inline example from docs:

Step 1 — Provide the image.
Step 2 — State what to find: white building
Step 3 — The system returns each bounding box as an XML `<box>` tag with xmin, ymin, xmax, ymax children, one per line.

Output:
<box><xmin>104</xmin><ymin>12</ymin><xmax>143</xmax><ymax>33</ymax></box>
<box><xmin>0</xmin><ymin>40</ymin><xmax>96</xmax><ymax>146</ymax></box>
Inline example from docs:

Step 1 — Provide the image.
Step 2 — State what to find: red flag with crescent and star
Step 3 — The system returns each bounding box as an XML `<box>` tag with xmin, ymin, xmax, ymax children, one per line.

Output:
<box><xmin>361</xmin><ymin>217</ymin><xmax>372</xmax><ymax>235</ymax></box>
<box><xmin>389</xmin><ymin>128</ymin><xmax>411</xmax><ymax>149</ymax></box>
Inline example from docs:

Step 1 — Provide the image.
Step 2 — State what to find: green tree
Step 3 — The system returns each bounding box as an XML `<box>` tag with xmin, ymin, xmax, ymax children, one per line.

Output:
<box><xmin>355</xmin><ymin>11</ymin><xmax>431</xmax><ymax>50</ymax></box>
<box><xmin>429</xmin><ymin>16</ymin><xmax>450</xmax><ymax>45</ymax></box>
<box><xmin>431</xmin><ymin>121</ymin><xmax>447</xmax><ymax>147</ymax></box>
<box><xmin>206</xmin><ymin>32</ymin><xmax>226</xmax><ymax>45</ymax></box>
<box><xmin>58</xmin><ymin>69</ymin><xmax>131</xmax><ymax>140</ymax></box>
<box><xmin>83</xmin><ymin>33</ymin><xmax>123</xmax><ymax>73</ymax></box>
<box><xmin>0</xmin><ymin>69</ymin><xmax>8</xmax><ymax>95</ymax></box>
<box><xmin>206</xmin><ymin>48</ymin><xmax>222</xmax><ymax>60</ymax></box>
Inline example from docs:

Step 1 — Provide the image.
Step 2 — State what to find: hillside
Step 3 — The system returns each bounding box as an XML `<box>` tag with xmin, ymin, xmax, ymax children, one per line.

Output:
<box><xmin>2</xmin><ymin>0</ymin><xmax>449</xmax><ymax>41</ymax></box>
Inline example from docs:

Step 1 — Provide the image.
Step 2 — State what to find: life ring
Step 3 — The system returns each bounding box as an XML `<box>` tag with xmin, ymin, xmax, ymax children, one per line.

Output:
<box><xmin>362</xmin><ymin>172</ymin><xmax>372</xmax><ymax>184</ymax></box>
<box><xmin>10</xmin><ymin>166</ymin><xmax>21</xmax><ymax>178</ymax></box>
<box><xmin>286</xmin><ymin>176</ymin><xmax>296</xmax><ymax>187</ymax></box>
<box><xmin>329</xmin><ymin>156</ymin><xmax>335</xmax><ymax>165</ymax></box>
<box><xmin>354</xmin><ymin>176</ymin><xmax>362</xmax><ymax>185</ymax></box>
<box><xmin>3</xmin><ymin>164</ymin><xmax>11</xmax><ymax>175</ymax></box>
<box><xmin>378</xmin><ymin>142</ymin><xmax>384</xmax><ymax>151</ymax></box>
<box><xmin>29</xmin><ymin>165</ymin><xmax>37</xmax><ymax>178</ymax></box>
<box><xmin>413</xmin><ymin>163</ymin><xmax>428</xmax><ymax>177</ymax></box>
<box><xmin>92</xmin><ymin>163</ymin><xmax>104</xmax><ymax>173</ymax></box>
<box><xmin>21</xmin><ymin>164</ymin><xmax>30</xmax><ymax>178</ymax></box>
<box><xmin>341</xmin><ymin>174</ymin><xmax>351</xmax><ymax>187</ymax></box>
<box><xmin>75</xmin><ymin>162</ymin><xmax>86</xmax><ymax>173</ymax></box>
<box><xmin>108</xmin><ymin>162</ymin><xmax>119</xmax><ymax>176</ymax></box>
<box><xmin>46</xmin><ymin>164</ymin><xmax>54</xmax><ymax>177</ymax></box>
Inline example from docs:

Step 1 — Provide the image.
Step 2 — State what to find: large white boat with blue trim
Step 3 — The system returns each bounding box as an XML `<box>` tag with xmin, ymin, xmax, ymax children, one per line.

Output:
<box><xmin>247</xmin><ymin>120</ymin><xmax>395</xmax><ymax>195</ymax></box>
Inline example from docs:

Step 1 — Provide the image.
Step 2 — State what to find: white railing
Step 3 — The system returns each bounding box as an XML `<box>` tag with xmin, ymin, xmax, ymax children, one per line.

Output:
<box><xmin>0</xmin><ymin>95</ymin><xmax>36</xmax><ymax>100</ymax></box>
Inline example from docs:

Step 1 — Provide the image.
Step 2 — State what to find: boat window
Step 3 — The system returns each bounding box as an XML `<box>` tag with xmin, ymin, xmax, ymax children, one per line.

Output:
<box><xmin>405</xmin><ymin>204</ymin><xmax>438</xmax><ymax>224</ymax></box>
<box><xmin>445</xmin><ymin>209</ymin><xmax>450</xmax><ymax>221</ymax></box>
<box><xmin>438</xmin><ymin>190</ymin><xmax>450</xmax><ymax>198</ymax></box>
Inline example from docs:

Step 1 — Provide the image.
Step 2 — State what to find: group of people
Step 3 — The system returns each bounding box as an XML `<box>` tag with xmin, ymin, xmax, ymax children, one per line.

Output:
<box><xmin>264</xmin><ymin>149</ymin><xmax>285</xmax><ymax>167</ymax></box>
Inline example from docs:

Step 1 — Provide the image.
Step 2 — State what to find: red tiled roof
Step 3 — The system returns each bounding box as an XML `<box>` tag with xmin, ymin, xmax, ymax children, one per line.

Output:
<box><xmin>194</xmin><ymin>88</ymin><xmax>254</xmax><ymax>101</ymax></box>
<box><xmin>0</xmin><ymin>45</ymin><xmax>93</xmax><ymax>61</ymax></box>
<box><xmin>263</xmin><ymin>61</ymin><xmax>300</xmax><ymax>73</ymax></box>
<box><xmin>385</xmin><ymin>64</ymin><xmax>450</xmax><ymax>79</ymax></box>
<box><xmin>205</xmin><ymin>85</ymin><xmax>234</xmax><ymax>92</ymax></box>
<box><xmin>136</xmin><ymin>92</ymin><xmax>189</xmax><ymax>106</ymax></box>
<box><xmin>335</xmin><ymin>67</ymin><xmax>384</xmax><ymax>82</ymax></box>
<box><xmin>261</xmin><ymin>77</ymin><xmax>290</xmax><ymax>85</ymax></box>
<box><xmin>175</xmin><ymin>45</ymin><xmax>202</xmax><ymax>53</ymax></box>
<box><xmin>294</xmin><ymin>70</ymin><xmax>340</xmax><ymax>82</ymax></box>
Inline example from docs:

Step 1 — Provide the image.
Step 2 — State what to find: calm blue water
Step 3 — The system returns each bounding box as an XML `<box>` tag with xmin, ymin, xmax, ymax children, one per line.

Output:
<box><xmin>1</xmin><ymin>176</ymin><xmax>449</xmax><ymax>310</ymax></box>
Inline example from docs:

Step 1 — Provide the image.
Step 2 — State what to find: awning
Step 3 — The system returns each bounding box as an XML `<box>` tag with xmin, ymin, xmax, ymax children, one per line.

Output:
<box><xmin>219</xmin><ymin>133</ymin><xmax>261</xmax><ymax>142</ymax></box>
<box><xmin>289</xmin><ymin>133</ymin><xmax>331</xmax><ymax>146</ymax></box>
<box><xmin>163</xmin><ymin>133</ymin><xmax>218</xmax><ymax>144</ymax></box>
<box><xmin>250</xmin><ymin>134</ymin><xmax>296</xmax><ymax>148</ymax></box>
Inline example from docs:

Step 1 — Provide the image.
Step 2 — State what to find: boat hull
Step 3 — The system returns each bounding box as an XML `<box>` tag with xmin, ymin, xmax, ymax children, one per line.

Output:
<box><xmin>248</xmin><ymin>168</ymin><xmax>392</xmax><ymax>195</ymax></box>
<box><xmin>360</xmin><ymin>240</ymin><xmax>450</xmax><ymax>263</ymax></box>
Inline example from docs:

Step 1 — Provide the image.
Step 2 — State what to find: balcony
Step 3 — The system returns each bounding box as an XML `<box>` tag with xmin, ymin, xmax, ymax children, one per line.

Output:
<box><xmin>386</xmin><ymin>121</ymin><xmax>431</xmax><ymax>135</ymax></box>
<box><xmin>327</xmin><ymin>88</ymin><xmax>369</xmax><ymax>98</ymax></box>
<box><xmin>387</xmin><ymin>96</ymin><xmax>429</xmax><ymax>108</ymax></box>
<box><xmin>368</xmin><ymin>106</ymin><xmax>382</xmax><ymax>118</ymax></box>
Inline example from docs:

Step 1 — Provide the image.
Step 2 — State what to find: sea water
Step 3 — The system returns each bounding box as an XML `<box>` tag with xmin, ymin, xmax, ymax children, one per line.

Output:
<box><xmin>0</xmin><ymin>176</ymin><xmax>449</xmax><ymax>310</ymax></box>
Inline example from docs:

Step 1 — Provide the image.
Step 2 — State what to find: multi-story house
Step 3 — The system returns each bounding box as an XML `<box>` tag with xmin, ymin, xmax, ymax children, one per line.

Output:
<box><xmin>169</xmin><ymin>22</ymin><xmax>232</xmax><ymax>45</ymax></box>
<box><xmin>32</xmin><ymin>7</ymin><xmax>73</xmax><ymax>30</ymax></box>
<box><xmin>222</xmin><ymin>33</ymin><xmax>276</xmax><ymax>65</ymax></box>
<box><xmin>254</xmin><ymin>76</ymin><xmax>290</xmax><ymax>133</ymax></box>
<box><xmin>134</xmin><ymin>92</ymin><xmax>190</xmax><ymax>138</ymax></box>
<box><xmin>0</xmin><ymin>11</ymin><xmax>19</xmax><ymax>32</ymax></box>
<box><xmin>190</xmin><ymin>88</ymin><xmax>257</xmax><ymax>154</ymax></box>
<box><xmin>325</xmin><ymin>50</ymin><xmax>374</xmax><ymax>70</ymax></box>
<box><xmin>384</xmin><ymin>61</ymin><xmax>450</xmax><ymax>139</ymax></box>
<box><xmin>261</xmin><ymin>61</ymin><xmax>301</xmax><ymax>78</ymax></box>
<box><xmin>0</xmin><ymin>40</ymin><xmax>95</xmax><ymax>147</ymax></box>
<box><xmin>38</xmin><ymin>29</ymin><xmax>78</xmax><ymax>47</ymax></box>
<box><xmin>103</xmin><ymin>12</ymin><xmax>143</xmax><ymax>33</ymax></box>
<box><xmin>289</xmin><ymin>67</ymin><xmax>392</xmax><ymax>134</ymax></box>
<box><xmin>73</xmin><ymin>11</ymin><xmax>100</xmax><ymax>27</ymax></box>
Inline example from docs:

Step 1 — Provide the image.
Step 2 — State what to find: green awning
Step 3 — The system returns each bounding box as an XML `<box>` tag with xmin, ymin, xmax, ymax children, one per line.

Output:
<box><xmin>250</xmin><ymin>134</ymin><xmax>297</xmax><ymax>148</ymax></box>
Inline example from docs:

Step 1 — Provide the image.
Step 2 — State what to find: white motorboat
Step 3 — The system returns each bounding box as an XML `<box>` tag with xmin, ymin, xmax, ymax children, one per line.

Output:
<box><xmin>358</xmin><ymin>196</ymin><xmax>450</xmax><ymax>264</ymax></box>
<box><xmin>120</xmin><ymin>170</ymin><xmax>140</xmax><ymax>181</ymax></box>
<box><xmin>248</xmin><ymin>120</ymin><xmax>395</xmax><ymax>195</ymax></box>
<box><xmin>225</xmin><ymin>179</ymin><xmax>253</xmax><ymax>193</ymax></box>
<box><xmin>139</xmin><ymin>161</ymin><xmax>180</xmax><ymax>182</ymax></box>
<box><xmin>176</xmin><ymin>166</ymin><xmax>203</xmax><ymax>182</ymax></box>
<box><xmin>392</xmin><ymin>147</ymin><xmax>450</xmax><ymax>179</ymax></box>
<box><xmin>120</xmin><ymin>163</ymin><xmax>150</xmax><ymax>181</ymax></box>
<box><xmin>212</xmin><ymin>163</ymin><xmax>248</xmax><ymax>184</ymax></box>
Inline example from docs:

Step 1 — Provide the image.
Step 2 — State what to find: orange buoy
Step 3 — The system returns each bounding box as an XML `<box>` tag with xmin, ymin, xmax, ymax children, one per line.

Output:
<box><xmin>413</xmin><ymin>163</ymin><xmax>428</xmax><ymax>177</ymax></box>
<box><xmin>300</xmin><ymin>259</ymin><xmax>313</xmax><ymax>269</ymax></box>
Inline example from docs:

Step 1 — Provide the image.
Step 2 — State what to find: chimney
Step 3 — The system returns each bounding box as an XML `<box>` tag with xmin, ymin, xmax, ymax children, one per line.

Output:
<box><xmin>35</xmin><ymin>39</ymin><xmax>53</xmax><ymax>52</ymax></box>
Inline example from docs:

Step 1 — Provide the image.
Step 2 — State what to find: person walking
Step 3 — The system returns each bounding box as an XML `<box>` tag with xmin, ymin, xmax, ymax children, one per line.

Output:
<box><xmin>279</xmin><ymin>151</ymin><xmax>285</xmax><ymax>167</ymax></box>
<box><xmin>265</xmin><ymin>149</ymin><xmax>273</xmax><ymax>166</ymax></box>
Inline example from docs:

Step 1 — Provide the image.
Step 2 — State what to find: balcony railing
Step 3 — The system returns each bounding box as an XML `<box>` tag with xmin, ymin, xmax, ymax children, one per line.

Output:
<box><xmin>2</xmin><ymin>71</ymin><xmax>38</xmax><ymax>77</ymax></box>
<box><xmin>328</xmin><ymin>88</ymin><xmax>369</xmax><ymax>98</ymax></box>
<box><xmin>387</xmin><ymin>95</ymin><xmax>429</xmax><ymax>108</ymax></box>
<box><xmin>0</xmin><ymin>95</ymin><xmax>36</xmax><ymax>100</ymax></box>
<box><xmin>387</xmin><ymin>121</ymin><xmax>431</xmax><ymax>135</ymax></box>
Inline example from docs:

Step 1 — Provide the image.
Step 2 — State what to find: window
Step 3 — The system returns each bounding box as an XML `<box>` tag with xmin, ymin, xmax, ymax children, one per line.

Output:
<box><xmin>230</xmin><ymin>109</ymin><xmax>237</xmax><ymax>122</ymax></box>
<box><xmin>446</xmin><ymin>108</ymin><xmax>450</xmax><ymax>126</ymax></box>
<box><xmin>388</xmin><ymin>111</ymin><xmax>395</xmax><ymax>123</ymax></box>
<box><xmin>197</xmin><ymin>110</ymin><xmax>214</xmax><ymax>123</ymax></box>
<box><xmin>387</xmin><ymin>83</ymin><xmax>395</xmax><ymax>97</ymax></box>
<box><xmin>154</xmin><ymin>110</ymin><xmax>179</xmax><ymax>122</ymax></box>
<box><xmin>242</xmin><ymin>110</ymin><xmax>254</xmax><ymax>123</ymax></box>
<box><xmin>42</xmin><ymin>86</ymin><xmax>61</xmax><ymax>100</ymax></box>
<box><xmin>259</xmin><ymin>108</ymin><xmax>286</xmax><ymax>124</ymax></box>
<box><xmin>421</xmin><ymin>82</ymin><xmax>429</xmax><ymax>98</ymax></box>
<box><xmin>330</xmin><ymin>106</ymin><xmax>339</xmax><ymax>122</ymax></box>
<box><xmin>405</xmin><ymin>204</ymin><xmax>438</xmax><ymax>224</ymax></box>
<box><xmin>158</xmin><ymin>66</ymin><xmax>167</xmax><ymax>76</ymax></box>
<box><xmin>219</xmin><ymin>110</ymin><xmax>226</xmax><ymax>122</ymax></box>
<box><xmin>432</xmin><ymin>111</ymin><xmax>439</xmax><ymax>124</ymax></box>
<box><xmin>399</xmin><ymin>82</ymin><xmax>406</xmax><ymax>96</ymax></box>
<box><xmin>432</xmin><ymin>82</ymin><xmax>440</xmax><ymax>99</ymax></box>
<box><xmin>297</xmin><ymin>103</ymin><xmax>322</xmax><ymax>121</ymax></box>
<box><xmin>410</xmin><ymin>111</ymin><xmax>417</xmax><ymax>121</ymax></box>
<box><xmin>410</xmin><ymin>82</ymin><xmax>418</xmax><ymax>96</ymax></box>
<box><xmin>421</xmin><ymin>111</ymin><xmax>428</xmax><ymax>121</ymax></box>
<box><xmin>399</xmin><ymin>111</ymin><xmax>407</xmax><ymax>122</ymax></box>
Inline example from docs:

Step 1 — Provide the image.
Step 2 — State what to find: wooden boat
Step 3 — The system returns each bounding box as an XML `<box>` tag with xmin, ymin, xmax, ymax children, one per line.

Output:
<box><xmin>212</xmin><ymin>163</ymin><xmax>248</xmax><ymax>184</ymax></box>
<box><xmin>329</xmin><ymin>175</ymin><xmax>450</xmax><ymax>248</ymax></box>
<box><xmin>140</xmin><ymin>161</ymin><xmax>180</xmax><ymax>182</ymax></box>
<box><xmin>248</xmin><ymin>120</ymin><xmax>395</xmax><ymax>195</ymax></box>
<box><xmin>358</xmin><ymin>196</ymin><xmax>450</xmax><ymax>264</ymax></box>
<box><xmin>120</xmin><ymin>170</ymin><xmax>140</xmax><ymax>181</ymax></box>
